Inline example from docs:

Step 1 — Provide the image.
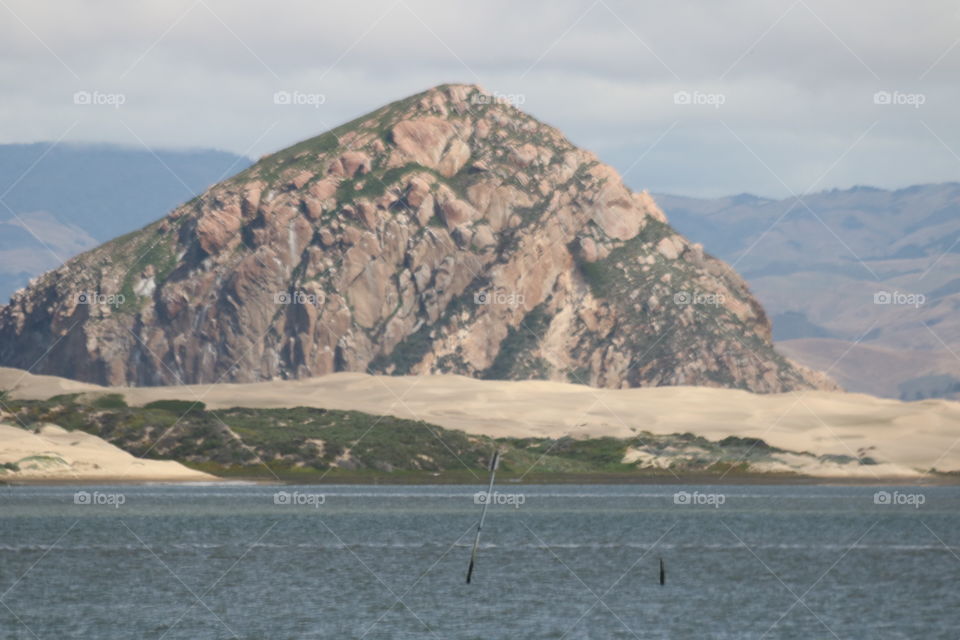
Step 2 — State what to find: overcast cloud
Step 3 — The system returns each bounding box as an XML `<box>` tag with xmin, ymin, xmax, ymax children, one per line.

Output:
<box><xmin>1</xmin><ymin>0</ymin><xmax>958</xmax><ymax>197</ymax></box>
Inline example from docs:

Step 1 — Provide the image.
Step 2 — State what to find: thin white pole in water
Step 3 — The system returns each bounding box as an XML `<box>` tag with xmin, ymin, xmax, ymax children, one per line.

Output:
<box><xmin>466</xmin><ymin>449</ymin><xmax>500</xmax><ymax>584</ymax></box>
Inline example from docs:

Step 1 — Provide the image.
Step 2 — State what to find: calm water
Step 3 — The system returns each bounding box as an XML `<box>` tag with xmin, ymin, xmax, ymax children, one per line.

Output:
<box><xmin>0</xmin><ymin>484</ymin><xmax>957</xmax><ymax>639</ymax></box>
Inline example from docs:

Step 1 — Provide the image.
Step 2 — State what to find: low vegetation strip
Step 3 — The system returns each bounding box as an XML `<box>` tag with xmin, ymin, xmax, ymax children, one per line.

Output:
<box><xmin>0</xmin><ymin>391</ymin><xmax>886</xmax><ymax>481</ymax></box>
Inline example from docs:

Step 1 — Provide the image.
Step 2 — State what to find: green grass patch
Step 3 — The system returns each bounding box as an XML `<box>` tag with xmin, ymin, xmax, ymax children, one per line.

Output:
<box><xmin>143</xmin><ymin>399</ymin><xmax>207</xmax><ymax>414</ymax></box>
<box><xmin>92</xmin><ymin>394</ymin><xmax>128</xmax><ymax>410</ymax></box>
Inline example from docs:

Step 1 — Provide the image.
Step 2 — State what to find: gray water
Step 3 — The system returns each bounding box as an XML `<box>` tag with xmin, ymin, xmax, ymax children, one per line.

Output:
<box><xmin>0</xmin><ymin>484</ymin><xmax>957</xmax><ymax>639</ymax></box>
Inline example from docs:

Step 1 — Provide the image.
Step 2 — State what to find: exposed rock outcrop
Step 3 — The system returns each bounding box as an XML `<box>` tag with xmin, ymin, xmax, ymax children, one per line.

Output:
<box><xmin>0</xmin><ymin>84</ymin><xmax>836</xmax><ymax>392</ymax></box>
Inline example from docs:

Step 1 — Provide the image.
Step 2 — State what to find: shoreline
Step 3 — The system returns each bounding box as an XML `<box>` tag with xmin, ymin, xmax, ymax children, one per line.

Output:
<box><xmin>3</xmin><ymin>470</ymin><xmax>957</xmax><ymax>487</ymax></box>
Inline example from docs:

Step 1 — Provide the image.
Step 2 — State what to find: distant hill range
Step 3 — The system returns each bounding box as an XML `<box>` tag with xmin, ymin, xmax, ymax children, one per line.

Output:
<box><xmin>3</xmin><ymin>128</ymin><xmax>954</xmax><ymax>400</ymax></box>
<box><xmin>0</xmin><ymin>143</ymin><xmax>251</xmax><ymax>301</ymax></box>
<box><xmin>657</xmin><ymin>184</ymin><xmax>960</xmax><ymax>400</ymax></box>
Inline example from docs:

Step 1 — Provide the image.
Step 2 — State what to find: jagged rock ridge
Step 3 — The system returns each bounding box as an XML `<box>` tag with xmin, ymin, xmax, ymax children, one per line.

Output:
<box><xmin>0</xmin><ymin>84</ymin><xmax>835</xmax><ymax>392</ymax></box>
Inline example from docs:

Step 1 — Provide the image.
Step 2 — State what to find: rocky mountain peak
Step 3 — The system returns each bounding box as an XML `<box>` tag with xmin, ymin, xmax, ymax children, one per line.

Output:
<box><xmin>0</xmin><ymin>84</ymin><xmax>836</xmax><ymax>392</ymax></box>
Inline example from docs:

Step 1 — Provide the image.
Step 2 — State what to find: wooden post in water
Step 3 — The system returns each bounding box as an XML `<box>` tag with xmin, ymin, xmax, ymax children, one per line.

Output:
<box><xmin>466</xmin><ymin>450</ymin><xmax>500</xmax><ymax>584</ymax></box>
<box><xmin>659</xmin><ymin>557</ymin><xmax>665</xmax><ymax>585</ymax></box>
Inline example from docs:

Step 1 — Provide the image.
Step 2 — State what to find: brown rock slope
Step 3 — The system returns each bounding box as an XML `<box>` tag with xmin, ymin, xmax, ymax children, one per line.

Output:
<box><xmin>0</xmin><ymin>84</ymin><xmax>835</xmax><ymax>392</ymax></box>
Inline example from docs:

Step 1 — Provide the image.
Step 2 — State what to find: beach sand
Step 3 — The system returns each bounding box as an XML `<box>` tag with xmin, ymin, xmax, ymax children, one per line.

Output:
<box><xmin>0</xmin><ymin>422</ymin><xmax>215</xmax><ymax>483</ymax></box>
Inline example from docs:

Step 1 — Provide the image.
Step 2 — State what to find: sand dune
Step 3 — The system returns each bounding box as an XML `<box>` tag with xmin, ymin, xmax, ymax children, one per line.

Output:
<box><xmin>3</xmin><ymin>367</ymin><xmax>960</xmax><ymax>477</ymax></box>
<box><xmin>0</xmin><ymin>422</ymin><xmax>215</xmax><ymax>483</ymax></box>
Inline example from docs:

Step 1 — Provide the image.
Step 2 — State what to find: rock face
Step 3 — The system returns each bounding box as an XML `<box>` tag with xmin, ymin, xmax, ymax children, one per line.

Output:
<box><xmin>0</xmin><ymin>84</ymin><xmax>837</xmax><ymax>392</ymax></box>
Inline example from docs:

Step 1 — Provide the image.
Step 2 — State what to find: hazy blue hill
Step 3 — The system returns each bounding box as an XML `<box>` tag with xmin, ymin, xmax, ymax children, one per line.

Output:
<box><xmin>0</xmin><ymin>143</ymin><xmax>251</xmax><ymax>301</ymax></box>
<box><xmin>656</xmin><ymin>183</ymin><xmax>960</xmax><ymax>279</ymax></box>
<box><xmin>656</xmin><ymin>184</ymin><xmax>960</xmax><ymax>399</ymax></box>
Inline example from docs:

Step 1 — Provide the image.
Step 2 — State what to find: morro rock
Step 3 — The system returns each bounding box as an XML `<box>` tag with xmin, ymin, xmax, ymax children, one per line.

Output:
<box><xmin>0</xmin><ymin>84</ymin><xmax>835</xmax><ymax>393</ymax></box>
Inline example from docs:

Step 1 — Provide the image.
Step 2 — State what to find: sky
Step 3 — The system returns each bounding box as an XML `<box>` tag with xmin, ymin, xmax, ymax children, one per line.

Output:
<box><xmin>1</xmin><ymin>0</ymin><xmax>959</xmax><ymax>198</ymax></box>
